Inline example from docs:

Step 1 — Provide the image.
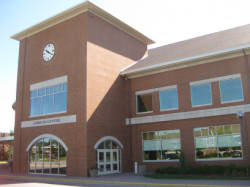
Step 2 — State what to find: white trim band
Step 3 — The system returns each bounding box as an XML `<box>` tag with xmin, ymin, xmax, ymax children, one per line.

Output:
<box><xmin>21</xmin><ymin>115</ymin><xmax>76</xmax><ymax>128</ymax></box>
<box><xmin>30</xmin><ymin>75</ymin><xmax>67</xmax><ymax>90</ymax></box>
<box><xmin>126</xmin><ymin>104</ymin><xmax>250</xmax><ymax>125</ymax></box>
<box><xmin>136</xmin><ymin>85</ymin><xmax>177</xmax><ymax>95</ymax></box>
<box><xmin>190</xmin><ymin>74</ymin><xmax>241</xmax><ymax>86</ymax></box>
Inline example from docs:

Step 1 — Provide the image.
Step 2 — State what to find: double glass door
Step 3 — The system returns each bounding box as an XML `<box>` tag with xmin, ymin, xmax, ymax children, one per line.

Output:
<box><xmin>97</xmin><ymin>149</ymin><xmax>120</xmax><ymax>175</ymax></box>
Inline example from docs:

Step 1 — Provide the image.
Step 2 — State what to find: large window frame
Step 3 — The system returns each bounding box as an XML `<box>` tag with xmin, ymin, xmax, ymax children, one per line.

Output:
<box><xmin>194</xmin><ymin>124</ymin><xmax>243</xmax><ymax>161</ymax></box>
<box><xmin>159</xmin><ymin>85</ymin><xmax>179</xmax><ymax>111</ymax></box>
<box><xmin>28</xmin><ymin>136</ymin><xmax>67</xmax><ymax>175</ymax></box>
<box><xmin>219</xmin><ymin>77</ymin><xmax>244</xmax><ymax>104</ymax></box>
<box><xmin>190</xmin><ymin>82</ymin><xmax>212</xmax><ymax>107</ymax></box>
<box><xmin>142</xmin><ymin>129</ymin><xmax>181</xmax><ymax>162</ymax></box>
<box><xmin>136</xmin><ymin>93</ymin><xmax>153</xmax><ymax>114</ymax></box>
<box><xmin>30</xmin><ymin>82</ymin><xmax>67</xmax><ymax>117</ymax></box>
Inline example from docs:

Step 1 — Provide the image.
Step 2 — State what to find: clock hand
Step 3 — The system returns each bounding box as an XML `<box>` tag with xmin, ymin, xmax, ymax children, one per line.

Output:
<box><xmin>46</xmin><ymin>50</ymin><xmax>53</xmax><ymax>55</ymax></box>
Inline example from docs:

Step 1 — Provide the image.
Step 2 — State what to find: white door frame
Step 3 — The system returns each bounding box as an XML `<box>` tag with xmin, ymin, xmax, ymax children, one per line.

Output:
<box><xmin>94</xmin><ymin>136</ymin><xmax>123</xmax><ymax>175</ymax></box>
<box><xmin>97</xmin><ymin>149</ymin><xmax>121</xmax><ymax>175</ymax></box>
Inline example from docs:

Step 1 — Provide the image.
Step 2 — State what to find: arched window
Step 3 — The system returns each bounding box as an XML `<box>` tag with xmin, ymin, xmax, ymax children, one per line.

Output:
<box><xmin>97</xmin><ymin>140</ymin><xmax>120</xmax><ymax>149</ymax></box>
<box><xmin>28</xmin><ymin>136</ymin><xmax>67</xmax><ymax>175</ymax></box>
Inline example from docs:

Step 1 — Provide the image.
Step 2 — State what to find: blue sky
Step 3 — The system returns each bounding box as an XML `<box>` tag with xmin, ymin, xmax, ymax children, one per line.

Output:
<box><xmin>1</xmin><ymin>0</ymin><xmax>250</xmax><ymax>132</ymax></box>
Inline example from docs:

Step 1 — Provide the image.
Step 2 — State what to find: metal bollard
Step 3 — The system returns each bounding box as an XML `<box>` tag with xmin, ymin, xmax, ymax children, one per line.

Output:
<box><xmin>134</xmin><ymin>162</ymin><xmax>138</xmax><ymax>174</ymax></box>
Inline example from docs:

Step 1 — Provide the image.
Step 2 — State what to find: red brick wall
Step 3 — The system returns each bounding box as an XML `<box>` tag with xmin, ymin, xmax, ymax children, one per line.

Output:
<box><xmin>14</xmin><ymin>12</ymin><xmax>88</xmax><ymax>176</ymax></box>
<box><xmin>130</xmin><ymin>56</ymin><xmax>250</xmax><ymax>118</ymax></box>
<box><xmin>130</xmin><ymin>56</ymin><xmax>250</xmax><ymax>171</ymax></box>
<box><xmin>85</xmin><ymin>12</ymin><xmax>147</xmax><ymax>173</ymax></box>
<box><xmin>13</xmin><ymin>10</ymin><xmax>147</xmax><ymax>177</ymax></box>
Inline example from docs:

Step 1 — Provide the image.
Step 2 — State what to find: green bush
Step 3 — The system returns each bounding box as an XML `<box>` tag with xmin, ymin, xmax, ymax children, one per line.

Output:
<box><xmin>155</xmin><ymin>167</ymin><xmax>180</xmax><ymax>174</ymax></box>
<box><xmin>179</xmin><ymin>150</ymin><xmax>186</xmax><ymax>169</ymax></box>
<box><xmin>155</xmin><ymin>165</ymin><xmax>248</xmax><ymax>176</ymax></box>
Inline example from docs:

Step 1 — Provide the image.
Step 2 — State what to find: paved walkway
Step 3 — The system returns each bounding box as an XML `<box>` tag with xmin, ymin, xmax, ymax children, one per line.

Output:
<box><xmin>0</xmin><ymin>164</ymin><xmax>250</xmax><ymax>187</ymax></box>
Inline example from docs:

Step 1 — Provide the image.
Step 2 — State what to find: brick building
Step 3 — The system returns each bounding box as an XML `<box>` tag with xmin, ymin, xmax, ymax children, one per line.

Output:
<box><xmin>0</xmin><ymin>133</ymin><xmax>12</xmax><ymax>160</ymax></box>
<box><xmin>12</xmin><ymin>2</ymin><xmax>250</xmax><ymax>176</ymax></box>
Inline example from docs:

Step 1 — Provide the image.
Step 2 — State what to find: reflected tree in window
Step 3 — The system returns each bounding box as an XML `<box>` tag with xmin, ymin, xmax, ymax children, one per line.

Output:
<box><xmin>194</xmin><ymin>124</ymin><xmax>242</xmax><ymax>160</ymax></box>
<box><xmin>143</xmin><ymin>130</ymin><xmax>181</xmax><ymax>161</ymax></box>
<box><xmin>137</xmin><ymin>94</ymin><xmax>152</xmax><ymax>113</ymax></box>
<box><xmin>28</xmin><ymin>137</ymin><xmax>67</xmax><ymax>175</ymax></box>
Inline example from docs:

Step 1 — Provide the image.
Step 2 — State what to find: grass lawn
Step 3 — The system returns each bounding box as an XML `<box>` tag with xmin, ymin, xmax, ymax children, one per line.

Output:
<box><xmin>0</xmin><ymin>161</ymin><xmax>8</xmax><ymax>164</ymax></box>
<box><xmin>144</xmin><ymin>174</ymin><xmax>250</xmax><ymax>180</ymax></box>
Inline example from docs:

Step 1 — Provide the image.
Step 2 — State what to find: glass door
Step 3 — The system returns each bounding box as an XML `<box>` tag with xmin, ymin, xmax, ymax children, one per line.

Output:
<box><xmin>112</xmin><ymin>150</ymin><xmax>119</xmax><ymax>173</ymax></box>
<box><xmin>97</xmin><ymin>149</ymin><xmax>120</xmax><ymax>175</ymax></box>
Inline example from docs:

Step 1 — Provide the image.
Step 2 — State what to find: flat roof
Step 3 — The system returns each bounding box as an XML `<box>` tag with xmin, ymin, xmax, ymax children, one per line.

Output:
<box><xmin>11</xmin><ymin>1</ymin><xmax>154</xmax><ymax>45</ymax></box>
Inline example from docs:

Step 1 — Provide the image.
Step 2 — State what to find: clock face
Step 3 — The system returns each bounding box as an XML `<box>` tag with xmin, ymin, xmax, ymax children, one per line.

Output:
<box><xmin>43</xmin><ymin>43</ymin><xmax>55</xmax><ymax>62</ymax></box>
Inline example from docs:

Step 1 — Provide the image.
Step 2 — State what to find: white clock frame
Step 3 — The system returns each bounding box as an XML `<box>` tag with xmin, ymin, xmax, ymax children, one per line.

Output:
<box><xmin>42</xmin><ymin>43</ymin><xmax>55</xmax><ymax>62</ymax></box>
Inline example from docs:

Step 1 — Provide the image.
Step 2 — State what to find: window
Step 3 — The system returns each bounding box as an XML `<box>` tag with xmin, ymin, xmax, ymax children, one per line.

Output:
<box><xmin>143</xmin><ymin>129</ymin><xmax>181</xmax><ymax>161</ymax></box>
<box><xmin>219</xmin><ymin>77</ymin><xmax>243</xmax><ymax>103</ymax></box>
<box><xmin>29</xmin><ymin>137</ymin><xmax>67</xmax><ymax>175</ymax></box>
<box><xmin>194</xmin><ymin>124</ymin><xmax>242</xmax><ymax>160</ymax></box>
<box><xmin>97</xmin><ymin>140</ymin><xmax>120</xmax><ymax>149</ymax></box>
<box><xmin>30</xmin><ymin>83</ymin><xmax>67</xmax><ymax>117</ymax></box>
<box><xmin>191</xmin><ymin>83</ymin><xmax>212</xmax><ymax>107</ymax></box>
<box><xmin>159</xmin><ymin>87</ymin><xmax>178</xmax><ymax>111</ymax></box>
<box><xmin>136</xmin><ymin>93</ymin><xmax>152</xmax><ymax>113</ymax></box>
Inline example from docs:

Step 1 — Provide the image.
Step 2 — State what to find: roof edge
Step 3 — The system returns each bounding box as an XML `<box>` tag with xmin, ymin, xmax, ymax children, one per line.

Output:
<box><xmin>121</xmin><ymin>43</ymin><xmax>250</xmax><ymax>77</ymax></box>
<box><xmin>11</xmin><ymin>1</ymin><xmax>154</xmax><ymax>44</ymax></box>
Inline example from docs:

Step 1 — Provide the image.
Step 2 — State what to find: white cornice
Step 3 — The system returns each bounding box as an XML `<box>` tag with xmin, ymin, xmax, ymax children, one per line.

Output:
<box><xmin>135</xmin><ymin>85</ymin><xmax>177</xmax><ymax>95</ymax></box>
<box><xmin>121</xmin><ymin>44</ymin><xmax>250</xmax><ymax>79</ymax></box>
<box><xmin>21</xmin><ymin>115</ymin><xmax>76</xmax><ymax>128</ymax></box>
<box><xmin>190</xmin><ymin>74</ymin><xmax>241</xmax><ymax>86</ymax></box>
<box><xmin>11</xmin><ymin>1</ymin><xmax>154</xmax><ymax>44</ymax></box>
<box><xmin>126</xmin><ymin>104</ymin><xmax>250</xmax><ymax>125</ymax></box>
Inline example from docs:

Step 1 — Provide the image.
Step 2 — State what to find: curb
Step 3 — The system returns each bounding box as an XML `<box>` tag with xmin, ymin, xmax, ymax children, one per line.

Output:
<box><xmin>0</xmin><ymin>174</ymin><xmax>249</xmax><ymax>187</ymax></box>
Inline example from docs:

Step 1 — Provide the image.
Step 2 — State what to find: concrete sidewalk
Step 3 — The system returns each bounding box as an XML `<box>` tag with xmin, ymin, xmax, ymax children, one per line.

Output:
<box><xmin>0</xmin><ymin>172</ymin><xmax>250</xmax><ymax>187</ymax></box>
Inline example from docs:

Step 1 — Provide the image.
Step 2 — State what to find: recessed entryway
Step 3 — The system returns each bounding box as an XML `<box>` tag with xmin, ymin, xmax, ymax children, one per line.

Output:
<box><xmin>94</xmin><ymin>136</ymin><xmax>123</xmax><ymax>175</ymax></box>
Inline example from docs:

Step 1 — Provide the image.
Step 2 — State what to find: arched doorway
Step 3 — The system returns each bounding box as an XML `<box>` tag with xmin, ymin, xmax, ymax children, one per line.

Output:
<box><xmin>26</xmin><ymin>134</ymin><xmax>68</xmax><ymax>175</ymax></box>
<box><xmin>94</xmin><ymin>136</ymin><xmax>123</xmax><ymax>175</ymax></box>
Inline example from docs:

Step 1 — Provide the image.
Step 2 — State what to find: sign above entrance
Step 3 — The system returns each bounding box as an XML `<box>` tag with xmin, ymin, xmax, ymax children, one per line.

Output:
<box><xmin>21</xmin><ymin>115</ymin><xmax>76</xmax><ymax>128</ymax></box>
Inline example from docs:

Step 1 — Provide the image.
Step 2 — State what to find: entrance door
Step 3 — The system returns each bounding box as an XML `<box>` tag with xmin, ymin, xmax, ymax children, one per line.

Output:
<box><xmin>97</xmin><ymin>149</ymin><xmax>120</xmax><ymax>175</ymax></box>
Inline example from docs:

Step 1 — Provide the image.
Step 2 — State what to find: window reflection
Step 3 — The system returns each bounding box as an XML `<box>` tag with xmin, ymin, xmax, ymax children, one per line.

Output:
<box><xmin>143</xmin><ymin>130</ymin><xmax>181</xmax><ymax>161</ymax></box>
<box><xmin>194</xmin><ymin>124</ymin><xmax>242</xmax><ymax>160</ymax></box>
<box><xmin>137</xmin><ymin>94</ymin><xmax>152</xmax><ymax>113</ymax></box>
<box><xmin>191</xmin><ymin>83</ymin><xmax>212</xmax><ymax>107</ymax></box>
<box><xmin>30</xmin><ymin>83</ymin><xmax>67</xmax><ymax>117</ymax></box>
<box><xmin>97</xmin><ymin>140</ymin><xmax>120</xmax><ymax>149</ymax></box>
<box><xmin>159</xmin><ymin>88</ymin><xmax>178</xmax><ymax>111</ymax></box>
<box><xmin>220</xmin><ymin>77</ymin><xmax>243</xmax><ymax>103</ymax></box>
<box><xmin>29</xmin><ymin>137</ymin><xmax>67</xmax><ymax>175</ymax></box>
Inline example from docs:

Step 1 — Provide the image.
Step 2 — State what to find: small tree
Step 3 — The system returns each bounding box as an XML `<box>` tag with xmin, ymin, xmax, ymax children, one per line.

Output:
<box><xmin>9</xmin><ymin>130</ymin><xmax>14</xmax><ymax>136</ymax></box>
<box><xmin>8</xmin><ymin>130</ymin><xmax>14</xmax><ymax>161</ymax></box>
<box><xmin>179</xmin><ymin>150</ymin><xmax>186</xmax><ymax>171</ymax></box>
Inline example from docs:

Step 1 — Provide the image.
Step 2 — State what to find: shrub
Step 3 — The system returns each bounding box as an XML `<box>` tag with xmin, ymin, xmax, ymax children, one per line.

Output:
<box><xmin>203</xmin><ymin>165</ymin><xmax>225</xmax><ymax>175</ymax></box>
<box><xmin>179</xmin><ymin>150</ymin><xmax>186</xmax><ymax>169</ymax></box>
<box><xmin>224</xmin><ymin>169</ymin><xmax>231</xmax><ymax>176</ymax></box>
<box><xmin>155</xmin><ymin>164</ymin><xmax>249</xmax><ymax>176</ymax></box>
<box><xmin>155</xmin><ymin>167</ymin><xmax>180</xmax><ymax>174</ymax></box>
